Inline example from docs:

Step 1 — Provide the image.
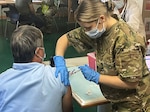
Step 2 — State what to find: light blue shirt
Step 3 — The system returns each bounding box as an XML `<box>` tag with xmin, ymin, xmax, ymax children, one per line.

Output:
<box><xmin>0</xmin><ymin>62</ymin><xmax>67</xmax><ymax>112</ymax></box>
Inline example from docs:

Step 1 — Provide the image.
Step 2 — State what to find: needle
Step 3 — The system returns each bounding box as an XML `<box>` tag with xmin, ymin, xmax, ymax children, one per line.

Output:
<box><xmin>69</xmin><ymin>69</ymin><xmax>81</xmax><ymax>75</ymax></box>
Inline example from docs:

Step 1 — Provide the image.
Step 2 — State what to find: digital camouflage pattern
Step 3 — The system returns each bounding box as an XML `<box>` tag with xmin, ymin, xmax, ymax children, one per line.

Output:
<box><xmin>67</xmin><ymin>20</ymin><xmax>150</xmax><ymax>112</ymax></box>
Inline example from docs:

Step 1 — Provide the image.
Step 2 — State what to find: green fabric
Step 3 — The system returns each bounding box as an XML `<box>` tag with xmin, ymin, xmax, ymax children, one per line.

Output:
<box><xmin>41</xmin><ymin>4</ymin><xmax>49</xmax><ymax>14</ymax></box>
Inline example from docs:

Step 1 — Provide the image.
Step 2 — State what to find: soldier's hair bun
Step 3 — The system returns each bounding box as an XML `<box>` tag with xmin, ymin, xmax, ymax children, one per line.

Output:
<box><xmin>100</xmin><ymin>0</ymin><xmax>119</xmax><ymax>20</ymax></box>
<box><xmin>105</xmin><ymin>0</ymin><xmax>115</xmax><ymax>11</ymax></box>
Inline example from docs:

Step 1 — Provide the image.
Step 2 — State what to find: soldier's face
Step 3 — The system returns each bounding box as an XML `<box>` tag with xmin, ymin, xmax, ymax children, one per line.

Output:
<box><xmin>79</xmin><ymin>21</ymin><xmax>97</xmax><ymax>32</ymax></box>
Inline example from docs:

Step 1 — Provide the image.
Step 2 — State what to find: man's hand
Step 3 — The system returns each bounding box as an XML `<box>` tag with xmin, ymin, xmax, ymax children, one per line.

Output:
<box><xmin>78</xmin><ymin>64</ymin><xmax>100</xmax><ymax>84</ymax></box>
<box><xmin>53</xmin><ymin>56</ymin><xmax>69</xmax><ymax>86</ymax></box>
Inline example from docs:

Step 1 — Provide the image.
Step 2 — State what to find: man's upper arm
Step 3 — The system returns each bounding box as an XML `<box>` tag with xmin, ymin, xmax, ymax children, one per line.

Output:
<box><xmin>62</xmin><ymin>86</ymin><xmax>73</xmax><ymax>112</ymax></box>
<box><xmin>67</xmin><ymin>27</ymin><xmax>95</xmax><ymax>53</ymax></box>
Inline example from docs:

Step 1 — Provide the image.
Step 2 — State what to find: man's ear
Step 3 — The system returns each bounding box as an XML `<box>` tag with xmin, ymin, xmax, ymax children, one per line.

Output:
<box><xmin>32</xmin><ymin>47</ymin><xmax>42</xmax><ymax>62</ymax></box>
<box><xmin>32</xmin><ymin>48</ymin><xmax>39</xmax><ymax>62</ymax></box>
<box><xmin>35</xmin><ymin>47</ymin><xmax>40</xmax><ymax>54</ymax></box>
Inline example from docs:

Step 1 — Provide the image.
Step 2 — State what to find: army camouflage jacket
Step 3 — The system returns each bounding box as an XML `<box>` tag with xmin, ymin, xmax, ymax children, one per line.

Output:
<box><xmin>67</xmin><ymin>20</ymin><xmax>150</xmax><ymax>104</ymax></box>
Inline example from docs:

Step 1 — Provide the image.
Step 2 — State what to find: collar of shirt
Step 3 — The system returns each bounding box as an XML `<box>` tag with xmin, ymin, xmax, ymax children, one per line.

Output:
<box><xmin>13</xmin><ymin>62</ymin><xmax>44</xmax><ymax>70</ymax></box>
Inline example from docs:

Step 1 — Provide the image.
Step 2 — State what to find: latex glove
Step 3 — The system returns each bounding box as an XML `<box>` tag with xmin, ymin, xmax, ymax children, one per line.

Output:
<box><xmin>78</xmin><ymin>64</ymin><xmax>100</xmax><ymax>84</ymax></box>
<box><xmin>53</xmin><ymin>56</ymin><xmax>69</xmax><ymax>86</ymax></box>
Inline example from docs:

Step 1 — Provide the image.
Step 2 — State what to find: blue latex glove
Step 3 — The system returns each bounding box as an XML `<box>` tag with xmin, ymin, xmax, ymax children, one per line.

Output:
<box><xmin>78</xmin><ymin>64</ymin><xmax>100</xmax><ymax>84</ymax></box>
<box><xmin>53</xmin><ymin>56</ymin><xmax>69</xmax><ymax>86</ymax></box>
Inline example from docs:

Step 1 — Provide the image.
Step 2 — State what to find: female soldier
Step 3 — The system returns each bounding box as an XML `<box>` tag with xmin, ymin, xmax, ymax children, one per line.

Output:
<box><xmin>53</xmin><ymin>0</ymin><xmax>150</xmax><ymax>111</ymax></box>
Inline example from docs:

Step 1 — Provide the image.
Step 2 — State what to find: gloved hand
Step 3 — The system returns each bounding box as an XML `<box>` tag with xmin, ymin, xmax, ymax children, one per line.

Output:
<box><xmin>78</xmin><ymin>64</ymin><xmax>100</xmax><ymax>84</ymax></box>
<box><xmin>53</xmin><ymin>56</ymin><xmax>69</xmax><ymax>86</ymax></box>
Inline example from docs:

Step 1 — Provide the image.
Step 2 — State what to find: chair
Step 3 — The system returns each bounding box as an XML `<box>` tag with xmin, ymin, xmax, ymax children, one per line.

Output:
<box><xmin>4</xmin><ymin>2</ymin><xmax>37</xmax><ymax>37</ymax></box>
<box><xmin>55</xmin><ymin>0</ymin><xmax>68</xmax><ymax>18</ymax></box>
<box><xmin>67</xmin><ymin>0</ymin><xmax>78</xmax><ymax>28</ymax></box>
<box><xmin>4</xmin><ymin>4</ymin><xmax>20</xmax><ymax>37</ymax></box>
<box><xmin>49</xmin><ymin>0</ymin><xmax>68</xmax><ymax>31</ymax></box>
<box><xmin>15</xmin><ymin>0</ymin><xmax>45</xmax><ymax>29</ymax></box>
<box><xmin>52</xmin><ymin>16</ymin><xmax>59</xmax><ymax>31</ymax></box>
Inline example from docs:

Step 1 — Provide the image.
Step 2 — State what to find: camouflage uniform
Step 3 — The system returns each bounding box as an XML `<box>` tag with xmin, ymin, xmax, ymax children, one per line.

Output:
<box><xmin>41</xmin><ymin>0</ymin><xmax>57</xmax><ymax>30</ymax></box>
<box><xmin>66</xmin><ymin>20</ymin><xmax>150</xmax><ymax>112</ymax></box>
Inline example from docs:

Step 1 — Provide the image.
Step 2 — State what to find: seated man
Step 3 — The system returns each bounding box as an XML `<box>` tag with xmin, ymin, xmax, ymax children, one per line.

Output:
<box><xmin>0</xmin><ymin>25</ymin><xmax>73</xmax><ymax>112</ymax></box>
<box><xmin>15</xmin><ymin>0</ymin><xmax>46</xmax><ymax>29</ymax></box>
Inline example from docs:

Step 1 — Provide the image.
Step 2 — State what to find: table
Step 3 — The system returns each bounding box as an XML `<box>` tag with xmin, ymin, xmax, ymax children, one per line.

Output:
<box><xmin>44</xmin><ymin>56</ymin><xmax>88</xmax><ymax>67</ymax></box>
<box><xmin>0</xmin><ymin>0</ymin><xmax>14</xmax><ymax>5</ymax></box>
<box><xmin>44</xmin><ymin>56</ymin><xmax>110</xmax><ymax>111</ymax></box>
<box><xmin>68</xmin><ymin>66</ymin><xmax>109</xmax><ymax>108</ymax></box>
<box><xmin>64</xmin><ymin>56</ymin><xmax>150</xmax><ymax>112</ymax></box>
<box><xmin>0</xmin><ymin>0</ymin><xmax>41</xmax><ymax>5</ymax></box>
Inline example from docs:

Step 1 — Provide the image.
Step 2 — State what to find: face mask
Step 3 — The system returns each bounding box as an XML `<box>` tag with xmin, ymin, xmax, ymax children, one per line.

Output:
<box><xmin>85</xmin><ymin>19</ymin><xmax>106</xmax><ymax>39</ymax></box>
<box><xmin>113</xmin><ymin>0</ymin><xmax>125</xmax><ymax>9</ymax></box>
<box><xmin>35</xmin><ymin>47</ymin><xmax>46</xmax><ymax>61</ymax></box>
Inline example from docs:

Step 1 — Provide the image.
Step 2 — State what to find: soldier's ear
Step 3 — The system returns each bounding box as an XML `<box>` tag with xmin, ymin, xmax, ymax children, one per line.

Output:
<box><xmin>99</xmin><ymin>15</ymin><xmax>106</xmax><ymax>23</ymax></box>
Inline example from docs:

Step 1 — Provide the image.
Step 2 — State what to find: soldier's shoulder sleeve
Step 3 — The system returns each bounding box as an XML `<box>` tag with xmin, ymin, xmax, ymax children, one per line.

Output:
<box><xmin>115</xmin><ymin>33</ymin><xmax>144</xmax><ymax>82</ymax></box>
<box><xmin>66</xmin><ymin>27</ymin><xmax>95</xmax><ymax>53</ymax></box>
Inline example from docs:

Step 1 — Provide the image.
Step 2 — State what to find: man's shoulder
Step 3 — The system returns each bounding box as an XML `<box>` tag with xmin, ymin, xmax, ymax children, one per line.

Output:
<box><xmin>44</xmin><ymin>65</ymin><xmax>64</xmax><ymax>83</ymax></box>
<box><xmin>0</xmin><ymin>68</ymin><xmax>13</xmax><ymax>79</ymax></box>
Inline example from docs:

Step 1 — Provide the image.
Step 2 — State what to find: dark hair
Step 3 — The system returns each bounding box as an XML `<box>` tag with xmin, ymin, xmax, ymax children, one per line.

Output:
<box><xmin>10</xmin><ymin>25</ymin><xmax>43</xmax><ymax>63</ymax></box>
